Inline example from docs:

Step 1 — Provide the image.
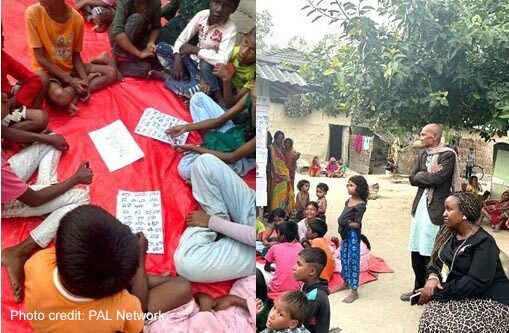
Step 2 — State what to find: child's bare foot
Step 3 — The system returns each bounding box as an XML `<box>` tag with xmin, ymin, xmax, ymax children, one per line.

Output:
<box><xmin>66</xmin><ymin>100</ymin><xmax>79</xmax><ymax>117</ymax></box>
<box><xmin>2</xmin><ymin>247</ymin><xmax>28</xmax><ymax>303</ymax></box>
<box><xmin>338</xmin><ymin>281</ymin><xmax>349</xmax><ymax>291</ymax></box>
<box><xmin>87</xmin><ymin>72</ymin><xmax>102</xmax><ymax>81</ymax></box>
<box><xmin>148</xmin><ymin>69</ymin><xmax>169</xmax><ymax>81</ymax></box>
<box><xmin>343</xmin><ymin>290</ymin><xmax>359</xmax><ymax>303</ymax></box>
<box><xmin>90</xmin><ymin>52</ymin><xmax>112</xmax><ymax>65</ymax></box>
<box><xmin>92</xmin><ymin>24</ymin><xmax>107</xmax><ymax>33</ymax></box>
<box><xmin>195</xmin><ymin>292</ymin><xmax>215</xmax><ymax>312</ymax></box>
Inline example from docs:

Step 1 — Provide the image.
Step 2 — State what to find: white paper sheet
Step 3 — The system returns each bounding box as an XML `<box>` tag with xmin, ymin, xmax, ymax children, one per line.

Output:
<box><xmin>135</xmin><ymin>108</ymin><xmax>189</xmax><ymax>146</ymax></box>
<box><xmin>116</xmin><ymin>190</ymin><xmax>164</xmax><ymax>254</ymax></box>
<box><xmin>88</xmin><ymin>120</ymin><xmax>144</xmax><ymax>172</ymax></box>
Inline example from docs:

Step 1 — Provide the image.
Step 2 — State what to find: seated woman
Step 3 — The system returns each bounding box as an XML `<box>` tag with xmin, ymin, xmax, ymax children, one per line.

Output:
<box><xmin>174</xmin><ymin>154</ymin><xmax>255</xmax><ymax>283</ymax></box>
<box><xmin>325</xmin><ymin>157</ymin><xmax>338</xmax><ymax>177</ymax></box>
<box><xmin>482</xmin><ymin>190</ymin><xmax>509</xmax><ymax>231</ymax></box>
<box><xmin>166</xmin><ymin>84</ymin><xmax>256</xmax><ymax>181</ymax></box>
<box><xmin>417</xmin><ymin>192</ymin><xmax>509</xmax><ymax>332</ymax></box>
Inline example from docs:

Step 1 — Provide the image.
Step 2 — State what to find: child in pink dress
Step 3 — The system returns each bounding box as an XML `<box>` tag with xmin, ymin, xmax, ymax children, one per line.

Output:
<box><xmin>264</xmin><ymin>221</ymin><xmax>303</xmax><ymax>293</ymax></box>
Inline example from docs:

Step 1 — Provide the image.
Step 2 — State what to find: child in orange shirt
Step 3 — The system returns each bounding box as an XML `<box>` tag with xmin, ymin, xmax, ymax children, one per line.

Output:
<box><xmin>303</xmin><ymin>217</ymin><xmax>335</xmax><ymax>282</ymax></box>
<box><xmin>24</xmin><ymin>205</ymin><xmax>192</xmax><ymax>333</ymax></box>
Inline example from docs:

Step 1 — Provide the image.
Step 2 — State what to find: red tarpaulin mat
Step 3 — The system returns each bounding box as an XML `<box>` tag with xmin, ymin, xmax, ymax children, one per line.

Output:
<box><xmin>1</xmin><ymin>1</ymin><xmax>255</xmax><ymax>331</ymax></box>
<box><xmin>256</xmin><ymin>253</ymin><xmax>394</xmax><ymax>300</ymax></box>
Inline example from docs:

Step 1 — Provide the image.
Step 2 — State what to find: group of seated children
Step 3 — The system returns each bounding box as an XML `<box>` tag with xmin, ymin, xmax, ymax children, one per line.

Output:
<box><xmin>3</xmin><ymin>0</ymin><xmax>255</xmax><ymax>186</ymax></box>
<box><xmin>482</xmin><ymin>190</ymin><xmax>509</xmax><ymax>232</ymax></box>
<box><xmin>3</xmin><ymin>0</ymin><xmax>254</xmax><ymax>117</ymax></box>
<box><xmin>294</xmin><ymin>181</ymin><xmax>328</xmax><ymax>223</ymax></box>
<box><xmin>308</xmin><ymin>156</ymin><xmax>346</xmax><ymax>178</ymax></box>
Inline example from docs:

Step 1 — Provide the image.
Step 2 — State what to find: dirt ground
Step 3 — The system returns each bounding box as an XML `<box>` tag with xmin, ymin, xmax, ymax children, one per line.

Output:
<box><xmin>294</xmin><ymin>171</ymin><xmax>430</xmax><ymax>333</ymax></box>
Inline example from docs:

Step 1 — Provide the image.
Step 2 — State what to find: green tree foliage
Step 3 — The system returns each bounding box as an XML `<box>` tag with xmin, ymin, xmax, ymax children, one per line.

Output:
<box><xmin>301</xmin><ymin>0</ymin><xmax>509</xmax><ymax>139</ymax></box>
<box><xmin>256</xmin><ymin>9</ymin><xmax>274</xmax><ymax>52</ymax></box>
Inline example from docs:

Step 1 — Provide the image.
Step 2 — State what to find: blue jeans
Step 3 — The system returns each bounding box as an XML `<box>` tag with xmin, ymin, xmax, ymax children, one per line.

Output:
<box><xmin>156</xmin><ymin>42</ymin><xmax>201</xmax><ymax>98</ymax></box>
<box><xmin>174</xmin><ymin>154</ymin><xmax>255</xmax><ymax>282</ymax></box>
<box><xmin>198</xmin><ymin>59</ymin><xmax>220</xmax><ymax>92</ymax></box>
<box><xmin>177</xmin><ymin>93</ymin><xmax>255</xmax><ymax>180</ymax></box>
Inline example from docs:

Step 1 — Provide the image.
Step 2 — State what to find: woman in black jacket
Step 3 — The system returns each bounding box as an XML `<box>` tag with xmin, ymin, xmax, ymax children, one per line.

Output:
<box><xmin>417</xmin><ymin>192</ymin><xmax>509</xmax><ymax>332</ymax></box>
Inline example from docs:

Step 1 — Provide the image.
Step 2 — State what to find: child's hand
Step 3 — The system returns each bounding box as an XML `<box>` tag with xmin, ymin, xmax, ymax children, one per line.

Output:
<box><xmin>348</xmin><ymin>222</ymin><xmax>360</xmax><ymax>229</ymax></box>
<box><xmin>195</xmin><ymin>292</ymin><xmax>215</xmax><ymax>312</ymax></box>
<box><xmin>46</xmin><ymin>133</ymin><xmax>69</xmax><ymax>151</ymax></box>
<box><xmin>171</xmin><ymin>55</ymin><xmax>186</xmax><ymax>80</ymax></box>
<box><xmin>212</xmin><ymin>63</ymin><xmax>231</xmax><ymax>81</ymax></box>
<box><xmin>73</xmin><ymin>161</ymin><xmax>93</xmax><ymax>185</ymax></box>
<box><xmin>255</xmin><ymin>298</ymin><xmax>264</xmax><ymax>315</ymax></box>
<box><xmin>173</xmin><ymin>143</ymin><xmax>198</xmax><ymax>153</ymax></box>
<box><xmin>67</xmin><ymin>77</ymin><xmax>88</xmax><ymax>96</ymax></box>
<box><xmin>213</xmin><ymin>295</ymin><xmax>240</xmax><ymax>311</ymax></box>
<box><xmin>165</xmin><ymin>124</ymin><xmax>188</xmax><ymax>138</ymax></box>
<box><xmin>185</xmin><ymin>208</ymin><xmax>210</xmax><ymax>228</ymax></box>
<box><xmin>135</xmin><ymin>232</ymin><xmax>149</xmax><ymax>256</ymax></box>
<box><xmin>138</xmin><ymin>49</ymin><xmax>154</xmax><ymax>59</ymax></box>
<box><xmin>179</xmin><ymin>43</ymin><xmax>200</xmax><ymax>55</ymax></box>
<box><xmin>146</xmin><ymin>42</ymin><xmax>157</xmax><ymax>54</ymax></box>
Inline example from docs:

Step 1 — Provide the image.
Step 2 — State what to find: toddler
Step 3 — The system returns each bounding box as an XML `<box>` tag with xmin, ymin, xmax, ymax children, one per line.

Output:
<box><xmin>316</xmin><ymin>183</ymin><xmax>328</xmax><ymax>222</ymax></box>
<box><xmin>295</xmin><ymin>180</ymin><xmax>310</xmax><ymax>220</ymax></box>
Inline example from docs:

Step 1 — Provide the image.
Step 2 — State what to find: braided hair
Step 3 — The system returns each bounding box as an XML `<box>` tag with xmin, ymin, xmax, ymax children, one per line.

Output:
<box><xmin>428</xmin><ymin>192</ymin><xmax>482</xmax><ymax>274</ymax></box>
<box><xmin>451</xmin><ymin>192</ymin><xmax>482</xmax><ymax>224</ymax></box>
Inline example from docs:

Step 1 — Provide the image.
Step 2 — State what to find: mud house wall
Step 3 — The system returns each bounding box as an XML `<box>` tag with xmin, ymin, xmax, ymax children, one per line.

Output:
<box><xmin>268</xmin><ymin>102</ymin><xmax>351</xmax><ymax>168</ymax></box>
<box><xmin>348</xmin><ymin>134</ymin><xmax>372</xmax><ymax>174</ymax></box>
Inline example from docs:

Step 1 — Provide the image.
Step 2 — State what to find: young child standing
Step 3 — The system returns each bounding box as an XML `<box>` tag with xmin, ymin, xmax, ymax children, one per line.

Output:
<box><xmin>261</xmin><ymin>291</ymin><xmax>311</xmax><ymax>333</ymax></box>
<box><xmin>264</xmin><ymin>221</ymin><xmax>303</xmax><ymax>293</ymax></box>
<box><xmin>297</xmin><ymin>202</ymin><xmax>319</xmax><ymax>243</ymax></box>
<box><xmin>295</xmin><ymin>180</ymin><xmax>310</xmax><ymax>220</ymax></box>
<box><xmin>294</xmin><ymin>247</ymin><xmax>331</xmax><ymax>333</ymax></box>
<box><xmin>304</xmin><ymin>218</ymin><xmax>336</xmax><ymax>282</ymax></box>
<box><xmin>316</xmin><ymin>183</ymin><xmax>328</xmax><ymax>222</ymax></box>
<box><xmin>337</xmin><ymin>175</ymin><xmax>369</xmax><ymax>303</ymax></box>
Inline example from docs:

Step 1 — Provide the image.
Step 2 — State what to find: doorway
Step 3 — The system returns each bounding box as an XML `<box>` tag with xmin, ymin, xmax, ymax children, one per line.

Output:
<box><xmin>328</xmin><ymin>125</ymin><xmax>343</xmax><ymax>160</ymax></box>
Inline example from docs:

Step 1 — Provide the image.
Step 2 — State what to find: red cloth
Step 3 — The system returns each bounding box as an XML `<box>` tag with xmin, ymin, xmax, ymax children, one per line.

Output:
<box><xmin>1</xmin><ymin>50</ymin><xmax>42</xmax><ymax>107</ymax></box>
<box><xmin>1</xmin><ymin>1</ymin><xmax>254</xmax><ymax>331</ymax></box>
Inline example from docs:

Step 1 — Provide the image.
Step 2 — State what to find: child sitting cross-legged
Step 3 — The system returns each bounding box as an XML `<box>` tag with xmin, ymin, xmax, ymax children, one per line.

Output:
<box><xmin>24</xmin><ymin>205</ymin><xmax>192</xmax><ymax>333</ymax></box>
<box><xmin>293</xmin><ymin>247</ymin><xmax>331</xmax><ymax>333</ymax></box>
<box><xmin>302</xmin><ymin>218</ymin><xmax>336</xmax><ymax>282</ymax></box>
<box><xmin>151</xmin><ymin>0</ymin><xmax>239</xmax><ymax>106</ymax></box>
<box><xmin>261</xmin><ymin>291</ymin><xmax>311</xmax><ymax>333</ymax></box>
<box><xmin>264</xmin><ymin>221</ymin><xmax>303</xmax><ymax>293</ymax></box>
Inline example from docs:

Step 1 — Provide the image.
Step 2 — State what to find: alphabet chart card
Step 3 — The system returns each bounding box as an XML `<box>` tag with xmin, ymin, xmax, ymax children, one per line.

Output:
<box><xmin>89</xmin><ymin>120</ymin><xmax>144</xmax><ymax>172</ymax></box>
<box><xmin>116</xmin><ymin>190</ymin><xmax>164</xmax><ymax>254</ymax></box>
<box><xmin>135</xmin><ymin>108</ymin><xmax>190</xmax><ymax>146</ymax></box>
